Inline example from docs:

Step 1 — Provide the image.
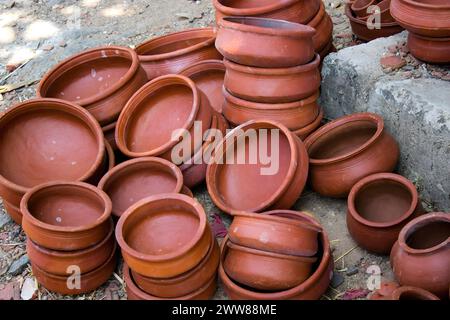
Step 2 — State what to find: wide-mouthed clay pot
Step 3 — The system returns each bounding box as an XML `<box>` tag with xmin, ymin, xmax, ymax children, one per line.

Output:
<box><xmin>351</xmin><ymin>0</ymin><xmax>377</xmax><ymax>17</ymax></box>
<box><xmin>363</xmin><ymin>0</ymin><xmax>395</xmax><ymax>23</ymax></box>
<box><xmin>293</xmin><ymin>108</ymin><xmax>324</xmax><ymax>140</ymax></box>
<box><xmin>307</xmin><ymin>2</ymin><xmax>334</xmax><ymax>52</ymax></box>
<box><xmin>21</xmin><ymin>181</ymin><xmax>112</xmax><ymax>251</ymax></box>
<box><xmin>304</xmin><ymin>113</ymin><xmax>399</xmax><ymax>198</ymax></box>
<box><xmin>216</xmin><ymin>17</ymin><xmax>316</xmax><ymax>68</ymax></box>
<box><xmin>98</xmin><ymin>157</ymin><xmax>184</xmax><ymax>218</ymax></box>
<box><xmin>2</xmin><ymin>200</ymin><xmax>22</xmax><ymax>225</ymax></box>
<box><xmin>116</xmin><ymin>193</ymin><xmax>212</xmax><ymax>278</ymax></box>
<box><xmin>347</xmin><ymin>173</ymin><xmax>425</xmax><ymax>254</ymax></box>
<box><xmin>390</xmin><ymin>212</ymin><xmax>450</xmax><ymax>299</ymax></box>
<box><xmin>223</xmin><ymin>54</ymin><xmax>321</xmax><ymax>103</ymax></box>
<box><xmin>135</xmin><ymin>28</ymin><xmax>222</xmax><ymax>80</ymax></box>
<box><xmin>390</xmin><ymin>286</ymin><xmax>440</xmax><ymax>300</ymax></box>
<box><xmin>115</xmin><ymin>74</ymin><xmax>213</xmax><ymax>161</ymax></box>
<box><xmin>102</xmin><ymin>121</ymin><xmax>118</xmax><ymax>151</ymax></box>
<box><xmin>407</xmin><ymin>33</ymin><xmax>450</xmax><ymax>64</ymax></box>
<box><xmin>37</xmin><ymin>46</ymin><xmax>147</xmax><ymax>125</ymax></box>
<box><xmin>206</xmin><ymin>120</ymin><xmax>309</xmax><ymax>214</ymax></box>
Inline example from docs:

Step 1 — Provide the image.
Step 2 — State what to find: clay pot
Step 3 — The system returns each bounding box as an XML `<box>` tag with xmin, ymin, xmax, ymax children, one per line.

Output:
<box><xmin>97</xmin><ymin>157</ymin><xmax>184</xmax><ymax>218</ymax></box>
<box><xmin>21</xmin><ymin>181</ymin><xmax>112</xmax><ymax>251</ymax></box>
<box><xmin>102</xmin><ymin>121</ymin><xmax>117</xmax><ymax>151</ymax></box>
<box><xmin>307</xmin><ymin>2</ymin><xmax>334</xmax><ymax>52</ymax></box>
<box><xmin>304</xmin><ymin>113</ymin><xmax>399</xmax><ymax>198</ymax></box>
<box><xmin>390</xmin><ymin>212</ymin><xmax>450</xmax><ymax>299</ymax></box>
<box><xmin>179</xmin><ymin>60</ymin><xmax>225</xmax><ymax>113</ymax></box>
<box><xmin>206</xmin><ymin>120</ymin><xmax>309</xmax><ymax>214</ymax></box>
<box><xmin>223</xmin><ymin>54</ymin><xmax>321</xmax><ymax>104</ymax></box>
<box><xmin>37</xmin><ymin>46</ymin><xmax>147</xmax><ymax>125</ymax></box>
<box><xmin>390</xmin><ymin>286</ymin><xmax>440</xmax><ymax>300</ymax></box>
<box><xmin>115</xmin><ymin>193</ymin><xmax>212</xmax><ymax>278</ymax></box>
<box><xmin>351</xmin><ymin>0</ymin><xmax>377</xmax><ymax>17</ymax></box>
<box><xmin>88</xmin><ymin>139</ymin><xmax>116</xmax><ymax>186</ymax></box>
<box><xmin>407</xmin><ymin>33</ymin><xmax>450</xmax><ymax>64</ymax></box>
<box><xmin>369</xmin><ymin>281</ymin><xmax>401</xmax><ymax>300</ymax></box>
<box><xmin>347</xmin><ymin>173</ymin><xmax>425</xmax><ymax>254</ymax></box>
<box><xmin>2</xmin><ymin>200</ymin><xmax>22</xmax><ymax>225</ymax></box>
<box><xmin>363</xmin><ymin>0</ymin><xmax>396</xmax><ymax>23</ymax></box>
<box><xmin>181</xmin><ymin>186</ymin><xmax>194</xmax><ymax>198</ymax></box>
<box><xmin>135</xmin><ymin>28</ymin><xmax>222</xmax><ymax>80</ymax></box>
<box><xmin>318</xmin><ymin>39</ymin><xmax>334</xmax><ymax>63</ymax></box>
<box><xmin>216</xmin><ymin>17</ymin><xmax>316</xmax><ymax>68</ymax></box>
<box><xmin>293</xmin><ymin>108</ymin><xmax>324</xmax><ymax>140</ymax></box>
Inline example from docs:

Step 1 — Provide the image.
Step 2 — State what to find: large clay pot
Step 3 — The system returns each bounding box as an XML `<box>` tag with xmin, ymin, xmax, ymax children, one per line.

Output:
<box><xmin>2</xmin><ymin>200</ymin><xmax>21</xmax><ymax>225</ymax></box>
<box><xmin>407</xmin><ymin>33</ymin><xmax>450</xmax><ymax>64</ymax></box>
<box><xmin>390</xmin><ymin>212</ymin><xmax>450</xmax><ymax>299</ymax></box>
<box><xmin>351</xmin><ymin>0</ymin><xmax>377</xmax><ymax>17</ymax></box>
<box><xmin>304</xmin><ymin>113</ymin><xmax>399</xmax><ymax>198</ymax></box>
<box><xmin>390</xmin><ymin>286</ymin><xmax>440</xmax><ymax>300</ymax></box>
<box><xmin>37</xmin><ymin>46</ymin><xmax>147</xmax><ymax>125</ymax></box>
<box><xmin>293</xmin><ymin>108</ymin><xmax>324</xmax><ymax>140</ymax></box>
<box><xmin>307</xmin><ymin>2</ymin><xmax>334</xmax><ymax>53</ymax></box>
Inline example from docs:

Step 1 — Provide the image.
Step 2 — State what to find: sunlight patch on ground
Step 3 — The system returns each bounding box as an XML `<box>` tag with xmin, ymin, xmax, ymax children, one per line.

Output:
<box><xmin>82</xmin><ymin>0</ymin><xmax>101</xmax><ymax>8</ymax></box>
<box><xmin>102</xmin><ymin>4</ymin><xmax>125</xmax><ymax>17</ymax></box>
<box><xmin>0</xmin><ymin>11</ymin><xmax>21</xmax><ymax>27</ymax></box>
<box><xmin>6</xmin><ymin>46</ymin><xmax>37</xmax><ymax>65</ymax></box>
<box><xmin>0</xmin><ymin>26</ymin><xmax>16</xmax><ymax>44</ymax></box>
<box><xmin>24</xmin><ymin>20</ymin><xmax>59</xmax><ymax>41</ymax></box>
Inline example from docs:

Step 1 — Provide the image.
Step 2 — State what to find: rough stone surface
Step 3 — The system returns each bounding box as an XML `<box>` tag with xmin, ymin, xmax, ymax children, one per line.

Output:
<box><xmin>7</xmin><ymin>254</ymin><xmax>29</xmax><ymax>276</ymax></box>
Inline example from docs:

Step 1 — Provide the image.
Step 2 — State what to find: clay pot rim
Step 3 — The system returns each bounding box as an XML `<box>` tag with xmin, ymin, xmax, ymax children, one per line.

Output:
<box><xmin>351</xmin><ymin>0</ymin><xmax>377</xmax><ymax>13</ymax></box>
<box><xmin>347</xmin><ymin>173</ymin><xmax>420</xmax><ymax>228</ymax></box>
<box><xmin>408</xmin><ymin>33</ymin><xmax>450</xmax><ymax>42</ymax></box>
<box><xmin>104</xmin><ymin>139</ymin><xmax>115</xmax><ymax>171</ymax></box>
<box><xmin>213</xmin><ymin>0</ymin><xmax>300</xmax><ymax>16</ymax></box>
<box><xmin>345</xmin><ymin>4</ymin><xmax>399</xmax><ymax>27</ymax></box>
<box><xmin>0</xmin><ymin>98</ymin><xmax>105</xmax><ymax>194</ymax></box>
<box><xmin>102</xmin><ymin>121</ymin><xmax>117</xmax><ymax>131</ymax></box>
<box><xmin>400</xmin><ymin>0</ymin><xmax>450</xmax><ymax>9</ymax></box>
<box><xmin>179</xmin><ymin>59</ymin><xmax>225</xmax><ymax>77</ymax></box>
<box><xmin>390</xmin><ymin>286</ymin><xmax>440</xmax><ymax>300</ymax></box>
<box><xmin>293</xmin><ymin>107</ymin><xmax>324</xmax><ymax>137</ymax></box>
<box><xmin>115</xmin><ymin>193</ymin><xmax>207</xmax><ymax>262</ymax></box>
<box><xmin>308</xmin><ymin>1</ymin><xmax>325</xmax><ymax>28</ymax></box>
<box><xmin>37</xmin><ymin>46</ymin><xmax>140</xmax><ymax>107</ymax></box>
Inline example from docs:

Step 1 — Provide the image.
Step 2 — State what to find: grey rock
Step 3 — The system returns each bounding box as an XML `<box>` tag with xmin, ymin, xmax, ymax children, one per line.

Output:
<box><xmin>331</xmin><ymin>272</ymin><xmax>345</xmax><ymax>288</ymax></box>
<box><xmin>7</xmin><ymin>255</ymin><xmax>29</xmax><ymax>276</ymax></box>
<box><xmin>0</xmin><ymin>212</ymin><xmax>12</xmax><ymax>229</ymax></box>
<box><xmin>346</xmin><ymin>266</ymin><xmax>359</xmax><ymax>276</ymax></box>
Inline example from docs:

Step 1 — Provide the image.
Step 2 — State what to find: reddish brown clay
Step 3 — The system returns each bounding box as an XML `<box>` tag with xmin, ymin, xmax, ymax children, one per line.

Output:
<box><xmin>102</xmin><ymin>121</ymin><xmax>117</xmax><ymax>151</ymax></box>
<box><xmin>88</xmin><ymin>139</ymin><xmax>116</xmax><ymax>186</ymax></box>
<box><xmin>293</xmin><ymin>108</ymin><xmax>324</xmax><ymax>140</ymax></box>
<box><xmin>363</xmin><ymin>0</ymin><xmax>396</xmax><ymax>23</ymax></box>
<box><xmin>181</xmin><ymin>185</ymin><xmax>194</xmax><ymax>198</ymax></box>
<box><xmin>407</xmin><ymin>33</ymin><xmax>450</xmax><ymax>64</ymax></box>
<box><xmin>369</xmin><ymin>281</ymin><xmax>400</xmax><ymax>300</ymax></box>
<box><xmin>307</xmin><ymin>2</ymin><xmax>334</xmax><ymax>52</ymax></box>
<box><xmin>2</xmin><ymin>200</ymin><xmax>22</xmax><ymax>225</ymax></box>
<box><xmin>390</xmin><ymin>286</ymin><xmax>440</xmax><ymax>300</ymax></box>
<box><xmin>351</xmin><ymin>0</ymin><xmax>377</xmax><ymax>17</ymax></box>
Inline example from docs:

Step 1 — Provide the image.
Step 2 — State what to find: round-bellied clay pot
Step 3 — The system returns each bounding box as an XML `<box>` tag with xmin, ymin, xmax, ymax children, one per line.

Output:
<box><xmin>351</xmin><ymin>0</ymin><xmax>377</xmax><ymax>17</ymax></box>
<box><xmin>390</xmin><ymin>286</ymin><xmax>440</xmax><ymax>300</ymax></box>
<box><xmin>102</xmin><ymin>121</ymin><xmax>117</xmax><ymax>151</ymax></box>
<box><xmin>115</xmin><ymin>74</ymin><xmax>213</xmax><ymax>161</ymax></box>
<box><xmin>347</xmin><ymin>173</ymin><xmax>425</xmax><ymax>254</ymax></box>
<box><xmin>135</xmin><ymin>28</ymin><xmax>222</xmax><ymax>80</ymax></box>
<box><xmin>98</xmin><ymin>157</ymin><xmax>184</xmax><ymax>219</ymax></box>
<box><xmin>37</xmin><ymin>46</ymin><xmax>147</xmax><ymax>125</ymax></box>
<box><xmin>390</xmin><ymin>212</ymin><xmax>450</xmax><ymax>299</ymax></box>
<box><xmin>115</xmin><ymin>193</ymin><xmax>212</xmax><ymax>278</ymax></box>
<box><xmin>179</xmin><ymin>60</ymin><xmax>225</xmax><ymax>113</ymax></box>
<box><xmin>3</xmin><ymin>200</ymin><xmax>22</xmax><ymax>225</ymax></box>
<box><xmin>304</xmin><ymin>112</ymin><xmax>399</xmax><ymax>198</ymax></box>
<box><xmin>293</xmin><ymin>108</ymin><xmax>324</xmax><ymax>140</ymax></box>
<box><xmin>407</xmin><ymin>33</ymin><xmax>450</xmax><ymax>64</ymax></box>
<box><xmin>216</xmin><ymin>17</ymin><xmax>316</xmax><ymax>68</ymax></box>
<box><xmin>21</xmin><ymin>181</ymin><xmax>112</xmax><ymax>251</ymax></box>
<box><xmin>307</xmin><ymin>2</ymin><xmax>334</xmax><ymax>52</ymax></box>
<box><xmin>223</xmin><ymin>54</ymin><xmax>321</xmax><ymax>103</ymax></box>
<box><xmin>206</xmin><ymin>120</ymin><xmax>309</xmax><ymax>214</ymax></box>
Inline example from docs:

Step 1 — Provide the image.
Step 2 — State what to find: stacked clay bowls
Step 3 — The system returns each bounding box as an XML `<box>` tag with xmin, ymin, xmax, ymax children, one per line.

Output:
<box><xmin>407</xmin><ymin>33</ymin><xmax>450</xmax><ymax>64</ymax></box>
<box><xmin>307</xmin><ymin>1</ymin><xmax>334</xmax><ymax>55</ymax></box>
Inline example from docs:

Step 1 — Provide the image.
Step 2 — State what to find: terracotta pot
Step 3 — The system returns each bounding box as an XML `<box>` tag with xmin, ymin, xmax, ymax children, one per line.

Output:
<box><xmin>102</xmin><ymin>121</ymin><xmax>117</xmax><ymax>151</ymax></box>
<box><xmin>21</xmin><ymin>181</ymin><xmax>112</xmax><ymax>251</ymax></box>
<box><xmin>390</xmin><ymin>212</ymin><xmax>450</xmax><ymax>299</ymax></box>
<box><xmin>115</xmin><ymin>193</ymin><xmax>212</xmax><ymax>278</ymax></box>
<box><xmin>37</xmin><ymin>46</ymin><xmax>147</xmax><ymax>125</ymax></box>
<box><xmin>88</xmin><ymin>139</ymin><xmax>116</xmax><ymax>186</ymax></box>
<box><xmin>181</xmin><ymin>185</ymin><xmax>194</xmax><ymax>198</ymax></box>
<box><xmin>2</xmin><ymin>200</ymin><xmax>22</xmax><ymax>225</ymax></box>
<box><xmin>206</xmin><ymin>120</ymin><xmax>309</xmax><ymax>213</ymax></box>
<box><xmin>135</xmin><ymin>28</ymin><xmax>222</xmax><ymax>80</ymax></box>
<box><xmin>293</xmin><ymin>107</ymin><xmax>324</xmax><ymax>140</ymax></box>
<box><xmin>304</xmin><ymin>113</ymin><xmax>399</xmax><ymax>198</ymax></box>
<box><xmin>351</xmin><ymin>0</ymin><xmax>377</xmax><ymax>17</ymax></box>
<box><xmin>359</xmin><ymin>0</ymin><xmax>396</xmax><ymax>23</ymax></box>
<box><xmin>307</xmin><ymin>2</ymin><xmax>334</xmax><ymax>52</ymax></box>
<box><xmin>179</xmin><ymin>60</ymin><xmax>225</xmax><ymax>113</ymax></box>
<box><xmin>98</xmin><ymin>157</ymin><xmax>184</xmax><ymax>218</ymax></box>
<box><xmin>216</xmin><ymin>17</ymin><xmax>316</xmax><ymax>68</ymax></box>
<box><xmin>318</xmin><ymin>39</ymin><xmax>334</xmax><ymax>63</ymax></box>
<box><xmin>347</xmin><ymin>173</ymin><xmax>425</xmax><ymax>254</ymax></box>
<box><xmin>369</xmin><ymin>281</ymin><xmax>401</xmax><ymax>300</ymax></box>
<box><xmin>223</xmin><ymin>54</ymin><xmax>321</xmax><ymax>104</ymax></box>
<box><xmin>390</xmin><ymin>286</ymin><xmax>440</xmax><ymax>300</ymax></box>
<box><xmin>407</xmin><ymin>33</ymin><xmax>450</xmax><ymax>64</ymax></box>
<box><xmin>115</xmin><ymin>74</ymin><xmax>213</xmax><ymax>161</ymax></box>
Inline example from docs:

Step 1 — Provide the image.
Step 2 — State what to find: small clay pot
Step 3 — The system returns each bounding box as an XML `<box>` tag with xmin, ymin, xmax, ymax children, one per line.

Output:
<box><xmin>21</xmin><ymin>181</ymin><xmax>112</xmax><ymax>251</ymax></box>
<box><xmin>181</xmin><ymin>185</ymin><xmax>194</xmax><ymax>198</ymax></box>
<box><xmin>135</xmin><ymin>28</ymin><xmax>222</xmax><ymax>80</ymax></box>
<box><xmin>390</xmin><ymin>286</ymin><xmax>440</xmax><ymax>300</ymax></box>
<box><xmin>102</xmin><ymin>121</ymin><xmax>117</xmax><ymax>151</ymax></box>
<box><xmin>307</xmin><ymin>2</ymin><xmax>334</xmax><ymax>52</ymax></box>
<box><xmin>2</xmin><ymin>200</ymin><xmax>22</xmax><ymax>225</ymax></box>
<box><xmin>390</xmin><ymin>212</ymin><xmax>450</xmax><ymax>299</ymax></box>
<box><xmin>115</xmin><ymin>193</ymin><xmax>212</xmax><ymax>278</ymax></box>
<box><xmin>98</xmin><ymin>157</ymin><xmax>184</xmax><ymax>218</ymax></box>
<box><xmin>351</xmin><ymin>0</ymin><xmax>377</xmax><ymax>18</ymax></box>
<box><xmin>304</xmin><ymin>113</ymin><xmax>399</xmax><ymax>198</ymax></box>
<box><xmin>293</xmin><ymin>108</ymin><xmax>324</xmax><ymax>140</ymax></box>
<box><xmin>37</xmin><ymin>46</ymin><xmax>148</xmax><ymax>125</ymax></box>
<box><xmin>360</xmin><ymin>0</ymin><xmax>395</xmax><ymax>23</ymax></box>
<box><xmin>216</xmin><ymin>17</ymin><xmax>316</xmax><ymax>68</ymax></box>
<box><xmin>407</xmin><ymin>33</ymin><xmax>450</xmax><ymax>64</ymax></box>
<box><xmin>88</xmin><ymin>139</ymin><xmax>116</xmax><ymax>186</ymax></box>
<box><xmin>347</xmin><ymin>173</ymin><xmax>425</xmax><ymax>254</ymax></box>
<box><xmin>223</xmin><ymin>54</ymin><xmax>321</xmax><ymax>103</ymax></box>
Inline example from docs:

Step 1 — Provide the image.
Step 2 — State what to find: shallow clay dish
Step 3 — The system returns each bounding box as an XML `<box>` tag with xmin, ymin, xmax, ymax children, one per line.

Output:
<box><xmin>390</xmin><ymin>286</ymin><xmax>440</xmax><ymax>300</ymax></box>
<box><xmin>307</xmin><ymin>2</ymin><xmax>334</xmax><ymax>52</ymax></box>
<box><xmin>407</xmin><ymin>33</ymin><xmax>450</xmax><ymax>64</ymax></box>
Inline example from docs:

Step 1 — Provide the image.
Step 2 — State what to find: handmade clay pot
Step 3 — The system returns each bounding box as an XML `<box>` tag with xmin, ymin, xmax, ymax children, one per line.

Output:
<box><xmin>351</xmin><ymin>0</ymin><xmax>377</xmax><ymax>17</ymax></box>
<box><xmin>98</xmin><ymin>157</ymin><xmax>184</xmax><ymax>218</ymax></box>
<box><xmin>102</xmin><ymin>121</ymin><xmax>117</xmax><ymax>151</ymax></box>
<box><xmin>21</xmin><ymin>182</ymin><xmax>112</xmax><ymax>251</ymax></box>
<box><xmin>369</xmin><ymin>281</ymin><xmax>401</xmax><ymax>300</ymax></box>
<box><xmin>390</xmin><ymin>286</ymin><xmax>440</xmax><ymax>300</ymax></box>
<box><xmin>216</xmin><ymin>17</ymin><xmax>316</xmax><ymax>68</ymax></box>
<box><xmin>223</xmin><ymin>54</ymin><xmax>321</xmax><ymax>103</ymax></box>
<box><xmin>181</xmin><ymin>186</ymin><xmax>194</xmax><ymax>198</ymax></box>
<box><xmin>318</xmin><ymin>39</ymin><xmax>335</xmax><ymax>63</ymax></box>
<box><xmin>115</xmin><ymin>193</ymin><xmax>212</xmax><ymax>278</ymax></box>
<box><xmin>37</xmin><ymin>46</ymin><xmax>147</xmax><ymax>125</ymax></box>
<box><xmin>307</xmin><ymin>2</ymin><xmax>334</xmax><ymax>52</ymax></box>
<box><xmin>390</xmin><ymin>212</ymin><xmax>450</xmax><ymax>299</ymax></box>
<box><xmin>293</xmin><ymin>108</ymin><xmax>324</xmax><ymax>140</ymax></box>
<box><xmin>347</xmin><ymin>173</ymin><xmax>425</xmax><ymax>254</ymax></box>
<box><xmin>2</xmin><ymin>200</ymin><xmax>22</xmax><ymax>225</ymax></box>
<box><xmin>407</xmin><ymin>33</ymin><xmax>450</xmax><ymax>64</ymax></box>
<box><xmin>135</xmin><ymin>28</ymin><xmax>222</xmax><ymax>80</ymax></box>
<box><xmin>365</xmin><ymin>0</ymin><xmax>396</xmax><ymax>23</ymax></box>
<box><xmin>88</xmin><ymin>139</ymin><xmax>116</xmax><ymax>186</ymax></box>
<box><xmin>206</xmin><ymin>120</ymin><xmax>309</xmax><ymax>214</ymax></box>
<box><xmin>304</xmin><ymin>113</ymin><xmax>399</xmax><ymax>198</ymax></box>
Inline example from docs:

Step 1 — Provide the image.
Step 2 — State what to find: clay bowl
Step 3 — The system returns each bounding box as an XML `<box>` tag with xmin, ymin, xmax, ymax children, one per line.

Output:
<box><xmin>293</xmin><ymin>107</ymin><xmax>324</xmax><ymax>140</ymax></box>
<box><xmin>2</xmin><ymin>200</ymin><xmax>22</xmax><ymax>225</ymax></box>
<box><xmin>369</xmin><ymin>0</ymin><xmax>396</xmax><ymax>23</ymax></box>
<box><xmin>347</xmin><ymin>173</ymin><xmax>425</xmax><ymax>254</ymax></box>
<box><xmin>98</xmin><ymin>157</ymin><xmax>184</xmax><ymax>219</ymax></box>
<box><xmin>115</xmin><ymin>74</ymin><xmax>213</xmax><ymax>161</ymax></box>
<box><xmin>102</xmin><ymin>121</ymin><xmax>117</xmax><ymax>151</ymax></box>
<box><xmin>407</xmin><ymin>33</ymin><xmax>450</xmax><ymax>64</ymax></box>
<box><xmin>304</xmin><ymin>112</ymin><xmax>399</xmax><ymax>198</ymax></box>
<box><xmin>181</xmin><ymin>185</ymin><xmax>194</xmax><ymax>198</ymax></box>
<box><xmin>206</xmin><ymin>120</ymin><xmax>309</xmax><ymax>214</ymax></box>
<box><xmin>390</xmin><ymin>286</ymin><xmax>440</xmax><ymax>300</ymax></box>
<box><xmin>223</xmin><ymin>54</ymin><xmax>321</xmax><ymax>104</ymax></box>
<box><xmin>229</xmin><ymin>211</ymin><xmax>321</xmax><ymax>256</ymax></box>
<box><xmin>115</xmin><ymin>193</ymin><xmax>212</xmax><ymax>278</ymax></box>
<box><xmin>88</xmin><ymin>139</ymin><xmax>116</xmax><ymax>186</ymax></box>
<box><xmin>21</xmin><ymin>181</ymin><xmax>112</xmax><ymax>251</ymax></box>
<box><xmin>390</xmin><ymin>212</ymin><xmax>450</xmax><ymax>299</ymax></box>
<box><xmin>37</xmin><ymin>46</ymin><xmax>147</xmax><ymax>125</ymax></box>
<box><xmin>135</xmin><ymin>28</ymin><xmax>222</xmax><ymax>80</ymax></box>
<box><xmin>179</xmin><ymin>60</ymin><xmax>225</xmax><ymax>113</ymax></box>
<box><xmin>351</xmin><ymin>0</ymin><xmax>377</xmax><ymax>17</ymax></box>
<box><xmin>216</xmin><ymin>17</ymin><xmax>316</xmax><ymax>68</ymax></box>
<box><xmin>307</xmin><ymin>2</ymin><xmax>334</xmax><ymax>52</ymax></box>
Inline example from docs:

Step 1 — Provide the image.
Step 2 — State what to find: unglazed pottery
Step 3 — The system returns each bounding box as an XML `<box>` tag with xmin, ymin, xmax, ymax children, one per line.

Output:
<box><xmin>307</xmin><ymin>2</ymin><xmax>334</xmax><ymax>52</ymax></box>
<box><xmin>347</xmin><ymin>173</ymin><xmax>424</xmax><ymax>254</ymax></box>
<box><xmin>351</xmin><ymin>0</ymin><xmax>377</xmax><ymax>17</ymax></box>
<box><xmin>367</xmin><ymin>0</ymin><xmax>396</xmax><ymax>23</ymax></box>
<box><xmin>216</xmin><ymin>17</ymin><xmax>316</xmax><ymax>68</ymax></box>
<box><xmin>390</xmin><ymin>286</ymin><xmax>440</xmax><ymax>300</ymax></box>
<box><xmin>407</xmin><ymin>33</ymin><xmax>450</xmax><ymax>64</ymax></box>
<box><xmin>88</xmin><ymin>139</ymin><xmax>116</xmax><ymax>186</ymax></box>
<box><xmin>2</xmin><ymin>200</ymin><xmax>22</xmax><ymax>225</ymax></box>
<box><xmin>369</xmin><ymin>281</ymin><xmax>401</xmax><ymax>300</ymax></box>
<box><xmin>102</xmin><ymin>121</ymin><xmax>117</xmax><ymax>151</ymax></box>
<box><xmin>181</xmin><ymin>186</ymin><xmax>194</xmax><ymax>198</ymax></box>
<box><xmin>37</xmin><ymin>46</ymin><xmax>147</xmax><ymax>125</ymax></box>
<box><xmin>304</xmin><ymin>113</ymin><xmax>399</xmax><ymax>198</ymax></box>
<box><xmin>293</xmin><ymin>108</ymin><xmax>324</xmax><ymax>140</ymax></box>
<box><xmin>135</xmin><ymin>28</ymin><xmax>222</xmax><ymax>80</ymax></box>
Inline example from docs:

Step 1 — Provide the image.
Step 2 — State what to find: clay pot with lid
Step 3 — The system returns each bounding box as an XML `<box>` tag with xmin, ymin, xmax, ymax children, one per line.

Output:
<box><xmin>407</xmin><ymin>33</ymin><xmax>450</xmax><ymax>64</ymax></box>
<box><xmin>293</xmin><ymin>108</ymin><xmax>324</xmax><ymax>140</ymax></box>
<box><xmin>307</xmin><ymin>2</ymin><xmax>334</xmax><ymax>53</ymax></box>
<box><xmin>304</xmin><ymin>113</ymin><xmax>399</xmax><ymax>198</ymax></box>
<box><xmin>390</xmin><ymin>286</ymin><xmax>440</xmax><ymax>300</ymax></box>
<box><xmin>37</xmin><ymin>46</ymin><xmax>147</xmax><ymax>125</ymax></box>
<box><xmin>351</xmin><ymin>0</ymin><xmax>377</xmax><ymax>17</ymax></box>
<box><xmin>216</xmin><ymin>17</ymin><xmax>316</xmax><ymax>68</ymax></box>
